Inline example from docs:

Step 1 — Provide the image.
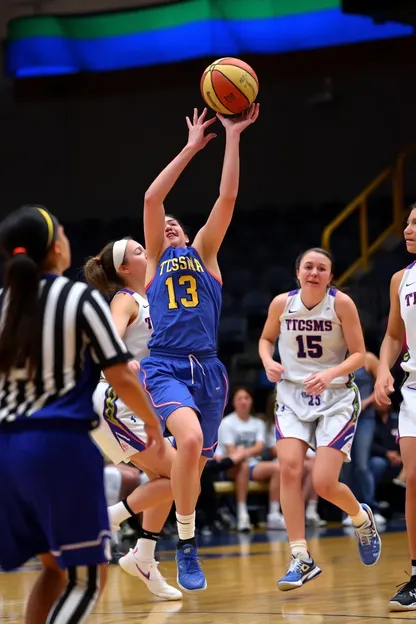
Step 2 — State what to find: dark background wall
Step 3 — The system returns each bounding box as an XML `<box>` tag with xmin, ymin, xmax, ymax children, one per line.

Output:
<box><xmin>1</xmin><ymin>36</ymin><xmax>415</xmax><ymax>223</ymax></box>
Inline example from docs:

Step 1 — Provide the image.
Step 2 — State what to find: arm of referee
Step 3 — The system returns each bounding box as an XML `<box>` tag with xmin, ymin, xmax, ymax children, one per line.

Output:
<box><xmin>80</xmin><ymin>288</ymin><xmax>160</xmax><ymax>428</ymax></box>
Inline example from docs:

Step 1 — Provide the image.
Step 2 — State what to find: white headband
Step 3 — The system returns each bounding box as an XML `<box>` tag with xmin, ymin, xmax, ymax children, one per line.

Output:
<box><xmin>113</xmin><ymin>239</ymin><xmax>129</xmax><ymax>271</ymax></box>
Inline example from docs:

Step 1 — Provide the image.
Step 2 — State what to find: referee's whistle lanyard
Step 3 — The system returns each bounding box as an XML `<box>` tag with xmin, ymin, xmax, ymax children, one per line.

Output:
<box><xmin>189</xmin><ymin>354</ymin><xmax>205</xmax><ymax>385</ymax></box>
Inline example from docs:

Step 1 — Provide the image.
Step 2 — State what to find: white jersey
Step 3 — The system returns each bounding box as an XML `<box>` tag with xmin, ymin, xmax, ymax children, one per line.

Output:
<box><xmin>278</xmin><ymin>287</ymin><xmax>349</xmax><ymax>387</ymax></box>
<box><xmin>118</xmin><ymin>289</ymin><xmax>152</xmax><ymax>361</ymax></box>
<box><xmin>399</xmin><ymin>262</ymin><xmax>416</xmax><ymax>374</ymax></box>
<box><xmin>92</xmin><ymin>288</ymin><xmax>153</xmax><ymax>465</ymax></box>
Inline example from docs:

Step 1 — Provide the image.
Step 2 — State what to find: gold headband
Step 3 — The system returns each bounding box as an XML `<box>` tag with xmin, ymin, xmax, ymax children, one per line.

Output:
<box><xmin>37</xmin><ymin>207</ymin><xmax>54</xmax><ymax>247</ymax></box>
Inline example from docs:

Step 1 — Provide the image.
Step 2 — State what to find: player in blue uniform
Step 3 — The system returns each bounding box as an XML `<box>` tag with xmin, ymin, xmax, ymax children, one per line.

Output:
<box><xmin>140</xmin><ymin>104</ymin><xmax>259</xmax><ymax>592</ymax></box>
<box><xmin>0</xmin><ymin>206</ymin><xmax>162</xmax><ymax>623</ymax></box>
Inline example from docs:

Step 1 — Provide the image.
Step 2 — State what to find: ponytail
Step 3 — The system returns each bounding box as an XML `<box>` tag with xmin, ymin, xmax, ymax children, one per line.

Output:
<box><xmin>84</xmin><ymin>239</ymin><xmax>128</xmax><ymax>296</ymax></box>
<box><xmin>84</xmin><ymin>257</ymin><xmax>120</xmax><ymax>295</ymax></box>
<box><xmin>0</xmin><ymin>254</ymin><xmax>40</xmax><ymax>376</ymax></box>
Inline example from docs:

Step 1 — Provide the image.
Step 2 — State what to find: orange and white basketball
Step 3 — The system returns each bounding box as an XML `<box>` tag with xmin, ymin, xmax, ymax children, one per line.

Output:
<box><xmin>200</xmin><ymin>57</ymin><xmax>259</xmax><ymax>115</ymax></box>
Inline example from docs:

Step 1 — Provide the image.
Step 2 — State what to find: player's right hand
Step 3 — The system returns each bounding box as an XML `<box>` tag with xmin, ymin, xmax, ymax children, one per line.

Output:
<box><xmin>374</xmin><ymin>370</ymin><xmax>395</xmax><ymax>406</ymax></box>
<box><xmin>264</xmin><ymin>361</ymin><xmax>284</xmax><ymax>383</ymax></box>
<box><xmin>186</xmin><ymin>108</ymin><xmax>217</xmax><ymax>152</ymax></box>
<box><xmin>144</xmin><ymin>422</ymin><xmax>165</xmax><ymax>456</ymax></box>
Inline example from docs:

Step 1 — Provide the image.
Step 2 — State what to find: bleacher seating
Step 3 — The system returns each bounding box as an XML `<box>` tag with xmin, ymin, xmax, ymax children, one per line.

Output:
<box><xmin>214</xmin><ymin>480</ymin><xmax>268</xmax><ymax>495</ymax></box>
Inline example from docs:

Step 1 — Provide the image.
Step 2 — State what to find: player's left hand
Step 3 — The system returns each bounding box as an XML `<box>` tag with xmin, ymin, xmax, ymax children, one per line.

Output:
<box><xmin>304</xmin><ymin>370</ymin><xmax>334</xmax><ymax>396</ymax></box>
<box><xmin>217</xmin><ymin>103</ymin><xmax>260</xmax><ymax>133</ymax></box>
<box><xmin>144</xmin><ymin>422</ymin><xmax>165</xmax><ymax>456</ymax></box>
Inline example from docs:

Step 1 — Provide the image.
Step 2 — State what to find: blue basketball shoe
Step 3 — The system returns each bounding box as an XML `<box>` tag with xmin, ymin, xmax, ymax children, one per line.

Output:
<box><xmin>354</xmin><ymin>504</ymin><xmax>381</xmax><ymax>566</ymax></box>
<box><xmin>277</xmin><ymin>555</ymin><xmax>322</xmax><ymax>591</ymax></box>
<box><xmin>176</xmin><ymin>544</ymin><xmax>207</xmax><ymax>592</ymax></box>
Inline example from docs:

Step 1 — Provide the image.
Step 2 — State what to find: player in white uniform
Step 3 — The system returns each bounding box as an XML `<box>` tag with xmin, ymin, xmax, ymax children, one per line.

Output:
<box><xmin>375</xmin><ymin>204</ymin><xmax>416</xmax><ymax>611</ymax></box>
<box><xmin>85</xmin><ymin>238</ymin><xmax>182</xmax><ymax>601</ymax></box>
<box><xmin>259</xmin><ymin>247</ymin><xmax>381</xmax><ymax>591</ymax></box>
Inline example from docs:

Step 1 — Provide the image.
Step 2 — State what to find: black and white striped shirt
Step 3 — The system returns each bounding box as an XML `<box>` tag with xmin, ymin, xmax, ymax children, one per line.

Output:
<box><xmin>0</xmin><ymin>275</ymin><xmax>130</xmax><ymax>426</ymax></box>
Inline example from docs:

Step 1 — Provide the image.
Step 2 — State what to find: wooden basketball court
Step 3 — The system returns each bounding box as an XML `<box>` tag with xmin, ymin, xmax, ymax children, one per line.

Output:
<box><xmin>1</xmin><ymin>530</ymin><xmax>414</xmax><ymax>623</ymax></box>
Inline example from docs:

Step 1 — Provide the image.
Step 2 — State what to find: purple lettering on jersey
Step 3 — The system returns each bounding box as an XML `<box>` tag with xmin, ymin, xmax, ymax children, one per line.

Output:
<box><xmin>144</xmin><ymin>316</ymin><xmax>152</xmax><ymax>330</ymax></box>
<box><xmin>296</xmin><ymin>335</ymin><xmax>323</xmax><ymax>358</ymax></box>
<box><xmin>285</xmin><ymin>319</ymin><xmax>332</xmax><ymax>331</ymax></box>
<box><xmin>404</xmin><ymin>292</ymin><xmax>416</xmax><ymax>307</ymax></box>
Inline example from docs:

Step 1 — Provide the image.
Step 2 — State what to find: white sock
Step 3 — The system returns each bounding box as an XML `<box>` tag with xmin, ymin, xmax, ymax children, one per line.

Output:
<box><xmin>176</xmin><ymin>512</ymin><xmax>195</xmax><ymax>541</ymax></box>
<box><xmin>290</xmin><ymin>540</ymin><xmax>309</xmax><ymax>560</ymax></box>
<box><xmin>237</xmin><ymin>502</ymin><xmax>248</xmax><ymax>517</ymax></box>
<box><xmin>108</xmin><ymin>501</ymin><xmax>132</xmax><ymax>527</ymax></box>
<box><xmin>412</xmin><ymin>565</ymin><xmax>416</xmax><ymax>577</ymax></box>
<box><xmin>269</xmin><ymin>501</ymin><xmax>280</xmax><ymax>515</ymax></box>
<box><xmin>133</xmin><ymin>538</ymin><xmax>156</xmax><ymax>563</ymax></box>
<box><xmin>306</xmin><ymin>499</ymin><xmax>318</xmax><ymax>514</ymax></box>
<box><xmin>350</xmin><ymin>505</ymin><xmax>369</xmax><ymax>527</ymax></box>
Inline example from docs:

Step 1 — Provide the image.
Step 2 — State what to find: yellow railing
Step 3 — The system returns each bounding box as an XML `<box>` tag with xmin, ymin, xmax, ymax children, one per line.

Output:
<box><xmin>321</xmin><ymin>143</ymin><xmax>416</xmax><ymax>286</ymax></box>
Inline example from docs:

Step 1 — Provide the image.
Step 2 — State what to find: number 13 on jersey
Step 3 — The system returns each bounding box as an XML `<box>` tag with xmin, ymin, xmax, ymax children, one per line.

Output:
<box><xmin>165</xmin><ymin>275</ymin><xmax>199</xmax><ymax>309</ymax></box>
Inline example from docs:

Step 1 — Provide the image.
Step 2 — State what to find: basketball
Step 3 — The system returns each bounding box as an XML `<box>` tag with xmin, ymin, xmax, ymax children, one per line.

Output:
<box><xmin>200</xmin><ymin>57</ymin><xmax>259</xmax><ymax>116</ymax></box>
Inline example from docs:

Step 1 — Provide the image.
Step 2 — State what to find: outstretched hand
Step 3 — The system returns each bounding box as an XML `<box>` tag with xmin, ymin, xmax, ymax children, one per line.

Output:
<box><xmin>217</xmin><ymin>103</ymin><xmax>260</xmax><ymax>134</ymax></box>
<box><xmin>186</xmin><ymin>108</ymin><xmax>217</xmax><ymax>152</ymax></box>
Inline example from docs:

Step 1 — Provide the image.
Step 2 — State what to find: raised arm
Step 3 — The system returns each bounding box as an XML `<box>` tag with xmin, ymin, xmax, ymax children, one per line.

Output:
<box><xmin>375</xmin><ymin>270</ymin><xmax>406</xmax><ymax>406</ymax></box>
<box><xmin>193</xmin><ymin>104</ymin><xmax>259</xmax><ymax>268</ymax></box>
<box><xmin>143</xmin><ymin>108</ymin><xmax>217</xmax><ymax>261</ymax></box>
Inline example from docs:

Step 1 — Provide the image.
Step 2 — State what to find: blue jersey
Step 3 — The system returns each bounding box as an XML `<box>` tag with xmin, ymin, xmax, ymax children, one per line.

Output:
<box><xmin>147</xmin><ymin>246</ymin><xmax>222</xmax><ymax>356</ymax></box>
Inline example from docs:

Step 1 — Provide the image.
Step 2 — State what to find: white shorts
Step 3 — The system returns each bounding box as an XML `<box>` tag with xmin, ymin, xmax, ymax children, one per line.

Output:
<box><xmin>274</xmin><ymin>380</ymin><xmax>361</xmax><ymax>460</ymax></box>
<box><xmin>92</xmin><ymin>381</ymin><xmax>147</xmax><ymax>465</ymax></box>
<box><xmin>399</xmin><ymin>371</ymin><xmax>416</xmax><ymax>438</ymax></box>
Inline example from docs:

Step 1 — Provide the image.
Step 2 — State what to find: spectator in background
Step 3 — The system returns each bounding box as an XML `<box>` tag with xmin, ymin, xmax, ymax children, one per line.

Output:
<box><xmin>342</xmin><ymin>351</ymin><xmax>386</xmax><ymax>526</ymax></box>
<box><xmin>370</xmin><ymin>409</ymin><xmax>403</xmax><ymax>491</ymax></box>
<box><xmin>217</xmin><ymin>388</ymin><xmax>285</xmax><ymax>532</ymax></box>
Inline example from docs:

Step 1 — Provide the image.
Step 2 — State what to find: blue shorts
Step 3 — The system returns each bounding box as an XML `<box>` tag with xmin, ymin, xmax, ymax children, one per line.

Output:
<box><xmin>0</xmin><ymin>424</ymin><xmax>111</xmax><ymax>572</ymax></box>
<box><xmin>139</xmin><ymin>353</ymin><xmax>229</xmax><ymax>458</ymax></box>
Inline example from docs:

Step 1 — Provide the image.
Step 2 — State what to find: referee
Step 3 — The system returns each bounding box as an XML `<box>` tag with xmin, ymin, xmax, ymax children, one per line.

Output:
<box><xmin>0</xmin><ymin>206</ymin><xmax>163</xmax><ymax>624</ymax></box>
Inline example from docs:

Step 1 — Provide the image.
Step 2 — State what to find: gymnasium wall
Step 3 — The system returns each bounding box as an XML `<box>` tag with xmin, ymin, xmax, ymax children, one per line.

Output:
<box><xmin>0</xmin><ymin>37</ymin><xmax>415</xmax><ymax>223</ymax></box>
